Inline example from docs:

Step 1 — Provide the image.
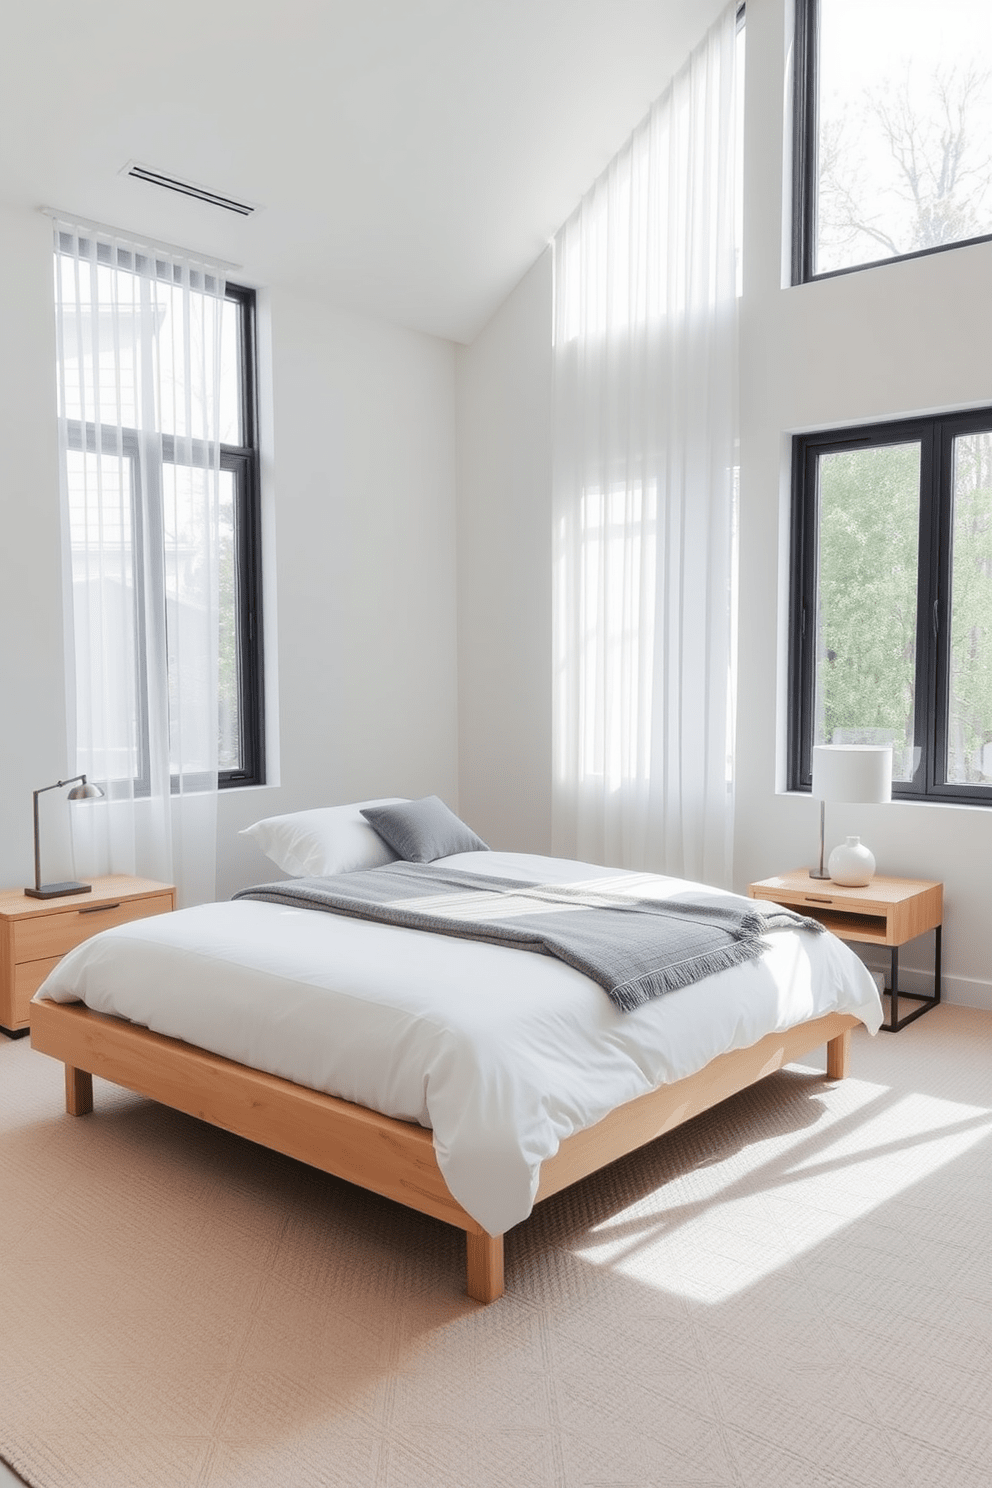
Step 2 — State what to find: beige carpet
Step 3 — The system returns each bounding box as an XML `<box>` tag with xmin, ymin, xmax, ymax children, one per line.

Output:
<box><xmin>1</xmin><ymin>1005</ymin><xmax>990</xmax><ymax>1488</ymax></box>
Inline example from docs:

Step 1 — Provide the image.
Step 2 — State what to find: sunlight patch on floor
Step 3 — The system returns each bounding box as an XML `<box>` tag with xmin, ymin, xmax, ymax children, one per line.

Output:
<box><xmin>575</xmin><ymin>1075</ymin><xmax>992</xmax><ymax>1303</ymax></box>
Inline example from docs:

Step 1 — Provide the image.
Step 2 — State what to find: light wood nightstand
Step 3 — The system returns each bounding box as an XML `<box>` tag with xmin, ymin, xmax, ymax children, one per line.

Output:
<box><xmin>0</xmin><ymin>875</ymin><xmax>175</xmax><ymax>1037</ymax></box>
<box><xmin>748</xmin><ymin>870</ymin><xmax>943</xmax><ymax>1033</ymax></box>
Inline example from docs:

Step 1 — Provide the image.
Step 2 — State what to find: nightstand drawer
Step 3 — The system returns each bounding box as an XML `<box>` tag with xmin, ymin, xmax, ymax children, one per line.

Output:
<box><xmin>13</xmin><ymin>957</ymin><xmax>61</xmax><ymax>1026</ymax></box>
<box><xmin>750</xmin><ymin>884</ymin><xmax>891</xmax><ymax>941</ymax></box>
<box><xmin>13</xmin><ymin>892</ymin><xmax>174</xmax><ymax>963</ymax></box>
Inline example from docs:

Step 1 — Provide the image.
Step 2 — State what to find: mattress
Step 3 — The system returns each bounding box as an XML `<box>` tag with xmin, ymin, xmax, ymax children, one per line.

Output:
<box><xmin>35</xmin><ymin>851</ymin><xmax>883</xmax><ymax>1235</ymax></box>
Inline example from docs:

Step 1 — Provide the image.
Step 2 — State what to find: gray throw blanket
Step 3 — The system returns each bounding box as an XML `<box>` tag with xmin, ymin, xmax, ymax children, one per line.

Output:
<box><xmin>234</xmin><ymin>863</ymin><xmax>824</xmax><ymax>1013</ymax></box>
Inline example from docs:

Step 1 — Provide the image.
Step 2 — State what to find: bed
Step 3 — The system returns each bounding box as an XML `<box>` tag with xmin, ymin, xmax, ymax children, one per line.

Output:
<box><xmin>30</xmin><ymin>801</ymin><xmax>883</xmax><ymax>1304</ymax></box>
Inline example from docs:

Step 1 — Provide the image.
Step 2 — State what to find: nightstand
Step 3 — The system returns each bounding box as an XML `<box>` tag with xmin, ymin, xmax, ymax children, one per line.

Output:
<box><xmin>0</xmin><ymin>875</ymin><xmax>175</xmax><ymax>1037</ymax></box>
<box><xmin>748</xmin><ymin>870</ymin><xmax>943</xmax><ymax>1032</ymax></box>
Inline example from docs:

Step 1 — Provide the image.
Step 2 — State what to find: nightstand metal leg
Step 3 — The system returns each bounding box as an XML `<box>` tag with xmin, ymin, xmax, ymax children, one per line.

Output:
<box><xmin>934</xmin><ymin>924</ymin><xmax>942</xmax><ymax>1003</ymax></box>
<box><xmin>882</xmin><ymin>925</ymin><xmax>942</xmax><ymax>1032</ymax></box>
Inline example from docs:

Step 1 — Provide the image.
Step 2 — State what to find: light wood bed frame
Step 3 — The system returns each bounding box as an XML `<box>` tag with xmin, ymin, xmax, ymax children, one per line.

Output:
<box><xmin>29</xmin><ymin>999</ymin><xmax>855</xmax><ymax>1303</ymax></box>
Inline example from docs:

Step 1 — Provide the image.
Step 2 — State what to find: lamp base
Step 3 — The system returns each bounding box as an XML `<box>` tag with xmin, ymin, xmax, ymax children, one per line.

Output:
<box><xmin>808</xmin><ymin>868</ymin><xmax>831</xmax><ymax>880</ymax></box>
<box><xmin>25</xmin><ymin>881</ymin><xmax>92</xmax><ymax>899</ymax></box>
<box><xmin>827</xmin><ymin>836</ymin><xmax>875</xmax><ymax>888</ymax></box>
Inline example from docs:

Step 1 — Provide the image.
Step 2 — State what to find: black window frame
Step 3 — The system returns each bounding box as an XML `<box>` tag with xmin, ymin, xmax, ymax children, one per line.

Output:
<box><xmin>218</xmin><ymin>282</ymin><xmax>265</xmax><ymax>790</ymax></box>
<box><xmin>789</xmin><ymin>407</ymin><xmax>992</xmax><ymax>806</ymax></box>
<box><xmin>792</xmin><ymin>0</ymin><xmax>992</xmax><ymax>286</ymax></box>
<box><xmin>63</xmin><ymin>280</ymin><xmax>264</xmax><ymax>793</ymax></box>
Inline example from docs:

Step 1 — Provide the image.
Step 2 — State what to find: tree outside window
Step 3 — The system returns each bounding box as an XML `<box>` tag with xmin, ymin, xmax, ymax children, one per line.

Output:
<box><xmin>796</xmin><ymin>0</ymin><xmax>992</xmax><ymax>279</ymax></box>
<box><xmin>791</xmin><ymin>413</ymin><xmax>992</xmax><ymax>803</ymax></box>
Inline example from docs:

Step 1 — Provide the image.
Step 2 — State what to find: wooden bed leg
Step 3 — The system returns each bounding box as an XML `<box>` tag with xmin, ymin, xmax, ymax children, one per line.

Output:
<box><xmin>466</xmin><ymin>1231</ymin><xmax>504</xmax><ymax>1303</ymax></box>
<box><xmin>825</xmin><ymin>1029</ymin><xmax>851</xmax><ymax>1081</ymax></box>
<box><xmin>65</xmin><ymin>1065</ymin><xmax>93</xmax><ymax>1117</ymax></box>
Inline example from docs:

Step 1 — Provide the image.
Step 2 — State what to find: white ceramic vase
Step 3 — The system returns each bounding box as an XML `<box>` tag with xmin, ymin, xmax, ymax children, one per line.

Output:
<box><xmin>827</xmin><ymin>835</ymin><xmax>875</xmax><ymax>887</ymax></box>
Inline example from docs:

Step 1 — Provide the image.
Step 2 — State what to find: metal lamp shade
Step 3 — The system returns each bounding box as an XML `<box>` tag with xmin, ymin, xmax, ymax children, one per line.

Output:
<box><xmin>67</xmin><ymin>781</ymin><xmax>103</xmax><ymax>802</ymax></box>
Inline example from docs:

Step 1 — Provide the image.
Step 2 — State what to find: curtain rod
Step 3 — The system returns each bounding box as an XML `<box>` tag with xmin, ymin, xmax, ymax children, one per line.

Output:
<box><xmin>40</xmin><ymin>207</ymin><xmax>241</xmax><ymax>272</ymax></box>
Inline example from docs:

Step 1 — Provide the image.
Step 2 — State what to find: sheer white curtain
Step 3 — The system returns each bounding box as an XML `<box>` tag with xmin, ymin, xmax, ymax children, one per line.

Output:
<box><xmin>551</xmin><ymin>4</ymin><xmax>740</xmax><ymax>887</ymax></box>
<box><xmin>53</xmin><ymin>216</ymin><xmax>228</xmax><ymax>907</ymax></box>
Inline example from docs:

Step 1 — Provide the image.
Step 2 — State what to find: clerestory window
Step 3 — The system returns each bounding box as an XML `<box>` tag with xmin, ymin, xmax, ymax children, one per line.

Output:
<box><xmin>793</xmin><ymin>0</ymin><xmax>992</xmax><ymax>282</ymax></box>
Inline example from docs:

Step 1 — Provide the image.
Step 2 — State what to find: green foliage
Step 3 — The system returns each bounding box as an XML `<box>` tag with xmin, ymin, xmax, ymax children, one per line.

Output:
<box><xmin>816</xmin><ymin>445</ymin><xmax>919</xmax><ymax>771</ymax></box>
<box><xmin>816</xmin><ymin>437</ymin><xmax>992</xmax><ymax>784</ymax></box>
<box><xmin>947</xmin><ymin>434</ymin><xmax>992</xmax><ymax>781</ymax></box>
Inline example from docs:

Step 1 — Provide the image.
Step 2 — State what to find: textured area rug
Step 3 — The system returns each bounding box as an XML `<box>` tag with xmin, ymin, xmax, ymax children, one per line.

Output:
<box><xmin>2</xmin><ymin>1006</ymin><xmax>991</xmax><ymax>1488</ymax></box>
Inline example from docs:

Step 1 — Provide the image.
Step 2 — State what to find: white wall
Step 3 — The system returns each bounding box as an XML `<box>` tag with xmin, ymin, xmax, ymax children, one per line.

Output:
<box><xmin>0</xmin><ymin>204</ymin><xmax>460</xmax><ymax>904</ymax></box>
<box><xmin>455</xmin><ymin>250</ymin><xmax>554</xmax><ymax>852</ymax></box>
<box><xmin>735</xmin><ymin>0</ymin><xmax>992</xmax><ymax>1009</ymax></box>
<box><xmin>213</xmin><ymin>288</ymin><xmax>461</xmax><ymax>898</ymax></box>
<box><xmin>453</xmin><ymin>0</ymin><xmax>992</xmax><ymax>1009</ymax></box>
<box><xmin>0</xmin><ymin>209</ymin><xmax>73</xmax><ymax>889</ymax></box>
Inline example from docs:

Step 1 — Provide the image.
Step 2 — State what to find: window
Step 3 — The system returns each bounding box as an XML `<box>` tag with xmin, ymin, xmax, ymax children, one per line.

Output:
<box><xmin>794</xmin><ymin>0</ymin><xmax>992</xmax><ymax>282</ymax></box>
<box><xmin>789</xmin><ymin>410</ymin><xmax>992</xmax><ymax>804</ymax></box>
<box><xmin>57</xmin><ymin>239</ymin><xmax>264</xmax><ymax>791</ymax></box>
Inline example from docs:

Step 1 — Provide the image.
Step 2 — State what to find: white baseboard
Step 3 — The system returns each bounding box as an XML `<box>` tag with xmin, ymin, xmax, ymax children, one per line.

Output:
<box><xmin>857</xmin><ymin>950</ymin><xmax>992</xmax><ymax>1013</ymax></box>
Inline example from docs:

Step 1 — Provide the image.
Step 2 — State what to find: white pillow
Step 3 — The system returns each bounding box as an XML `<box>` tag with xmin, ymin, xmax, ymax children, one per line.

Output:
<box><xmin>240</xmin><ymin>798</ymin><xmax>408</xmax><ymax>877</ymax></box>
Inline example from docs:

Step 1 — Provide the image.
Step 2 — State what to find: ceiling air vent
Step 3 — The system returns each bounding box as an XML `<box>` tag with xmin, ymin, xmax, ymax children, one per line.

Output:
<box><xmin>122</xmin><ymin>162</ymin><xmax>257</xmax><ymax>217</ymax></box>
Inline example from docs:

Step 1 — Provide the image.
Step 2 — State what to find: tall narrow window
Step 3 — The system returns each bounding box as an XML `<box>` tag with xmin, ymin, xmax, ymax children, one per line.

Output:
<box><xmin>54</xmin><ymin>218</ymin><xmax>263</xmax><ymax>904</ymax></box>
<box><xmin>56</xmin><ymin>235</ymin><xmax>263</xmax><ymax>794</ymax></box>
<box><xmin>794</xmin><ymin>0</ymin><xmax>992</xmax><ymax>281</ymax></box>
<box><xmin>790</xmin><ymin>410</ymin><xmax>992</xmax><ymax>804</ymax></box>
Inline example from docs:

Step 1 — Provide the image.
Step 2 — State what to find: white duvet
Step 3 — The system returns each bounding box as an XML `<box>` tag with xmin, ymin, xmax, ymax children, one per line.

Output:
<box><xmin>35</xmin><ymin>851</ymin><xmax>883</xmax><ymax>1236</ymax></box>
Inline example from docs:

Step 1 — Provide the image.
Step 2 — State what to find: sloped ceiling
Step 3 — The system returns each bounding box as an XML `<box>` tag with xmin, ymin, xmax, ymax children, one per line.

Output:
<box><xmin>0</xmin><ymin>0</ymin><xmax>727</xmax><ymax>343</ymax></box>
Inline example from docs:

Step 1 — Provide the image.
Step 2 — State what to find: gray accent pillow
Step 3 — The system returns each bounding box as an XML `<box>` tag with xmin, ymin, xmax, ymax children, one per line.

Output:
<box><xmin>360</xmin><ymin>796</ymin><xmax>489</xmax><ymax>863</ymax></box>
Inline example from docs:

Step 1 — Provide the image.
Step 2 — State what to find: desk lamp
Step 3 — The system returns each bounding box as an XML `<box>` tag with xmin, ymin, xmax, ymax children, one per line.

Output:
<box><xmin>810</xmin><ymin>744</ymin><xmax>892</xmax><ymax>884</ymax></box>
<box><xmin>26</xmin><ymin>775</ymin><xmax>104</xmax><ymax>899</ymax></box>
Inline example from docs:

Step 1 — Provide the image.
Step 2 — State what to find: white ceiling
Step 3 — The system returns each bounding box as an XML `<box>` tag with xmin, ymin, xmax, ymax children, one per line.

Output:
<box><xmin>1</xmin><ymin>0</ymin><xmax>726</xmax><ymax>344</ymax></box>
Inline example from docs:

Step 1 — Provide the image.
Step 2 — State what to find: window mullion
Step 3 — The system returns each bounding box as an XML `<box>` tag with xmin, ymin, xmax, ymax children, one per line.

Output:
<box><xmin>124</xmin><ymin>428</ymin><xmax>152</xmax><ymax>799</ymax></box>
<box><xmin>790</xmin><ymin>437</ymin><xmax>830</xmax><ymax>790</ymax></box>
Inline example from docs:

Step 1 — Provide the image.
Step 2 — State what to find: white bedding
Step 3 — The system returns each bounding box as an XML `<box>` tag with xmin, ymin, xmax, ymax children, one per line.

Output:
<box><xmin>35</xmin><ymin>851</ymin><xmax>883</xmax><ymax>1236</ymax></box>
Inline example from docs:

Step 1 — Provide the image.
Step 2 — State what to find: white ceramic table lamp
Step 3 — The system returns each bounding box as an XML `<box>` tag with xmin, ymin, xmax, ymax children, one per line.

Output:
<box><xmin>810</xmin><ymin>744</ymin><xmax>892</xmax><ymax>885</ymax></box>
